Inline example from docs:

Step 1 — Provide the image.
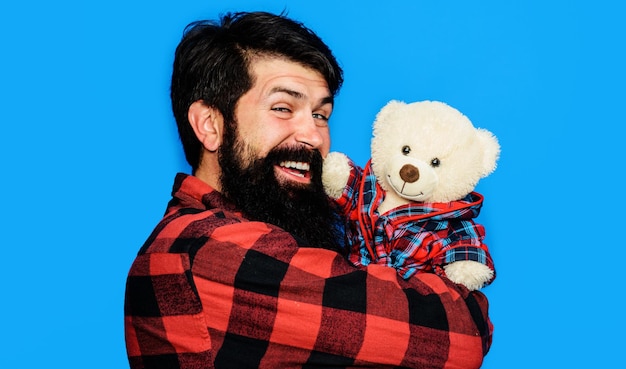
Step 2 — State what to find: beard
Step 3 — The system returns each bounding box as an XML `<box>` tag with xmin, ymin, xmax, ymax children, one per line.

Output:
<box><xmin>218</xmin><ymin>127</ymin><xmax>341</xmax><ymax>251</ymax></box>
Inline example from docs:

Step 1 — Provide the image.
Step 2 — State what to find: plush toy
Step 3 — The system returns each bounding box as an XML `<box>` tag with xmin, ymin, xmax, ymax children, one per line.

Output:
<box><xmin>323</xmin><ymin>100</ymin><xmax>499</xmax><ymax>290</ymax></box>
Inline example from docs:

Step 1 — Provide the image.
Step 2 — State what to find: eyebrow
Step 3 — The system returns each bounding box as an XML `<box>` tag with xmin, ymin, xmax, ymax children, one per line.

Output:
<box><xmin>269</xmin><ymin>87</ymin><xmax>334</xmax><ymax>106</ymax></box>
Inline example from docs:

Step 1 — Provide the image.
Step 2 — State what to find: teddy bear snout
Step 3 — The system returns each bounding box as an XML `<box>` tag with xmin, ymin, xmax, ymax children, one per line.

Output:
<box><xmin>400</xmin><ymin>164</ymin><xmax>420</xmax><ymax>183</ymax></box>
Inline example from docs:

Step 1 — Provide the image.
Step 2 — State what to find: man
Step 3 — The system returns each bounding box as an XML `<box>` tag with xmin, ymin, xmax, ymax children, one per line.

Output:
<box><xmin>125</xmin><ymin>11</ymin><xmax>493</xmax><ymax>369</ymax></box>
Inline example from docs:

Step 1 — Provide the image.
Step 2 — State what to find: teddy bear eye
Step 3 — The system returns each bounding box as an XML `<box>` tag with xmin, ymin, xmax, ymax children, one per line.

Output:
<box><xmin>402</xmin><ymin>145</ymin><xmax>411</xmax><ymax>155</ymax></box>
<box><xmin>431</xmin><ymin>158</ymin><xmax>441</xmax><ymax>167</ymax></box>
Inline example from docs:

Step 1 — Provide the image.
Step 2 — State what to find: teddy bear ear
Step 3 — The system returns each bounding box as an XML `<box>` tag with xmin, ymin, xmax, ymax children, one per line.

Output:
<box><xmin>476</xmin><ymin>128</ymin><xmax>501</xmax><ymax>177</ymax></box>
<box><xmin>374</xmin><ymin>100</ymin><xmax>406</xmax><ymax>126</ymax></box>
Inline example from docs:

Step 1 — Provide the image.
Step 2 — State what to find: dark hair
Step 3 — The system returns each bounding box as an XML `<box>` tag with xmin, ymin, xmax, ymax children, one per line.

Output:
<box><xmin>170</xmin><ymin>11</ymin><xmax>344</xmax><ymax>171</ymax></box>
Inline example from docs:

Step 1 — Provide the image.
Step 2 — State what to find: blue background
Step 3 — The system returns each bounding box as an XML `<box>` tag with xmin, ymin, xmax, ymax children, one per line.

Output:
<box><xmin>1</xmin><ymin>0</ymin><xmax>624</xmax><ymax>367</ymax></box>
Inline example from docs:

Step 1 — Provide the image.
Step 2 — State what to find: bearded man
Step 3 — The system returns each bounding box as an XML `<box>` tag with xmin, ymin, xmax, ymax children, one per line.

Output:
<box><xmin>124</xmin><ymin>11</ymin><xmax>493</xmax><ymax>369</ymax></box>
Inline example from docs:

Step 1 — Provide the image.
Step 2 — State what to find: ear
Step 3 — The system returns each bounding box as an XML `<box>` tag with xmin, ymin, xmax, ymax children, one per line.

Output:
<box><xmin>374</xmin><ymin>100</ymin><xmax>405</xmax><ymax>125</ymax></box>
<box><xmin>476</xmin><ymin>128</ymin><xmax>501</xmax><ymax>177</ymax></box>
<box><xmin>188</xmin><ymin>100</ymin><xmax>224</xmax><ymax>152</ymax></box>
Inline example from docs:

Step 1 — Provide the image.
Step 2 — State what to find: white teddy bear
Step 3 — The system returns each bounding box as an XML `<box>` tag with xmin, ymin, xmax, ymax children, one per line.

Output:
<box><xmin>323</xmin><ymin>100</ymin><xmax>500</xmax><ymax>290</ymax></box>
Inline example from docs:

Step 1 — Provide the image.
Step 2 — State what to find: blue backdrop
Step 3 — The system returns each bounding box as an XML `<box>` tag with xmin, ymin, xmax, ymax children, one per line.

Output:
<box><xmin>2</xmin><ymin>1</ymin><xmax>624</xmax><ymax>367</ymax></box>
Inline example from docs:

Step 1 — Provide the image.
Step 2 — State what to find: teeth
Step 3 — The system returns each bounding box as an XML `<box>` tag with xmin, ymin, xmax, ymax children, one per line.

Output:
<box><xmin>280</xmin><ymin>161</ymin><xmax>310</xmax><ymax>171</ymax></box>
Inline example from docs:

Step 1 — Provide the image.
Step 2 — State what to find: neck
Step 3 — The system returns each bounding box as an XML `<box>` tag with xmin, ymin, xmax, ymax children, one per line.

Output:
<box><xmin>194</xmin><ymin>154</ymin><xmax>222</xmax><ymax>192</ymax></box>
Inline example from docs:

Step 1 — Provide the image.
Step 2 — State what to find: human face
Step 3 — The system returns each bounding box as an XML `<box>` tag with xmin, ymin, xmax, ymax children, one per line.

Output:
<box><xmin>233</xmin><ymin>57</ymin><xmax>333</xmax><ymax>188</ymax></box>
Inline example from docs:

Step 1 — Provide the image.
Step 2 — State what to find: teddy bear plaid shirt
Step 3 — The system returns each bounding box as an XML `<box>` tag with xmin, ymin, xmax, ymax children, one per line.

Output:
<box><xmin>125</xmin><ymin>173</ymin><xmax>493</xmax><ymax>369</ymax></box>
<box><xmin>335</xmin><ymin>160</ymin><xmax>496</xmax><ymax>283</ymax></box>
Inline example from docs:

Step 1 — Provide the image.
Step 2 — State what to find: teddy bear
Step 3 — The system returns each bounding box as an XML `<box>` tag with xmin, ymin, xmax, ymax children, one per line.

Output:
<box><xmin>323</xmin><ymin>100</ymin><xmax>499</xmax><ymax>290</ymax></box>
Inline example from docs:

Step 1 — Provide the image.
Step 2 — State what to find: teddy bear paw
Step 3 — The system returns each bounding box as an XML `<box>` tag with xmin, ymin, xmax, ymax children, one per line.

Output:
<box><xmin>322</xmin><ymin>152</ymin><xmax>352</xmax><ymax>199</ymax></box>
<box><xmin>444</xmin><ymin>260</ymin><xmax>494</xmax><ymax>291</ymax></box>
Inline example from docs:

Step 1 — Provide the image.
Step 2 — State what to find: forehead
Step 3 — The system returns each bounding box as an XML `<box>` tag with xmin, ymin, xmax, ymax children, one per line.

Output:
<box><xmin>247</xmin><ymin>57</ymin><xmax>330</xmax><ymax>94</ymax></box>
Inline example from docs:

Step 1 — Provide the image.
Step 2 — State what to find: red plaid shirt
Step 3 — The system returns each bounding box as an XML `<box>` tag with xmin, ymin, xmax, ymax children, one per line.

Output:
<box><xmin>125</xmin><ymin>173</ymin><xmax>493</xmax><ymax>368</ymax></box>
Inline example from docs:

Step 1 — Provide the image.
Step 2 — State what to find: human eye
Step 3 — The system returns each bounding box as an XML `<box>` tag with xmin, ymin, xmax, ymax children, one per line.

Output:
<box><xmin>271</xmin><ymin>106</ymin><xmax>292</xmax><ymax>113</ymax></box>
<box><xmin>271</xmin><ymin>105</ymin><xmax>294</xmax><ymax>120</ymax></box>
<box><xmin>313</xmin><ymin>104</ymin><xmax>332</xmax><ymax>124</ymax></box>
<box><xmin>313</xmin><ymin>112</ymin><xmax>329</xmax><ymax>121</ymax></box>
<box><xmin>312</xmin><ymin>112</ymin><xmax>329</xmax><ymax>127</ymax></box>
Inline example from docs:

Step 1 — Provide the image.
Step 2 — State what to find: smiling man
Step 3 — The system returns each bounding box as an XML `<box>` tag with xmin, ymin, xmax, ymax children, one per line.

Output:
<box><xmin>191</xmin><ymin>57</ymin><xmax>341</xmax><ymax>250</ymax></box>
<box><xmin>124</xmin><ymin>11</ymin><xmax>493</xmax><ymax>369</ymax></box>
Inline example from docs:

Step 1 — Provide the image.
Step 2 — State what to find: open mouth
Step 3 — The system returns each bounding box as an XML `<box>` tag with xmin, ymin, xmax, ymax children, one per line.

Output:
<box><xmin>278</xmin><ymin>161</ymin><xmax>311</xmax><ymax>180</ymax></box>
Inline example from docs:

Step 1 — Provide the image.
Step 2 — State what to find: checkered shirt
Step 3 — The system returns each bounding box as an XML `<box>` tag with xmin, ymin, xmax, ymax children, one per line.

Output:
<box><xmin>334</xmin><ymin>160</ymin><xmax>495</xmax><ymax>282</ymax></box>
<box><xmin>125</xmin><ymin>173</ymin><xmax>493</xmax><ymax>368</ymax></box>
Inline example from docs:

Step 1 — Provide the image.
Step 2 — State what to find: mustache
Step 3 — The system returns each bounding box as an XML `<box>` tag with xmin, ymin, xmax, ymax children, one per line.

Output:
<box><xmin>264</xmin><ymin>146</ymin><xmax>322</xmax><ymax>166</ymax></box>
<box><xmin>264</xmin><ymin>146</ymin><xmax>324</xmax><ymax>180</ymax></box>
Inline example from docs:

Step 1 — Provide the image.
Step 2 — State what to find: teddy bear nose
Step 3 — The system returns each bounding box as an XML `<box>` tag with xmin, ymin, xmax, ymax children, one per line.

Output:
<box><xmin>400</xmin><ymin>164</ymin><xmax>420</xmax><ymax>183</ymax></box>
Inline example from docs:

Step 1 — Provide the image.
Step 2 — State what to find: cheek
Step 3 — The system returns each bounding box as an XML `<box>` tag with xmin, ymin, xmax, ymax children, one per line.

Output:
<box><xmin>319</xmin><ymin>129</ymin><xmax>331</xmax><ymax>155</ymax></box>
<box><xmin>246</xmin><ymin>133</ymin><xmax>290</xmax><ymax>164</ymax></box>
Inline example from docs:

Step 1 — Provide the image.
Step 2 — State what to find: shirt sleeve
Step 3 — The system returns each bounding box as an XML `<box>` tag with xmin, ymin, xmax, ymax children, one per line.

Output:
<box><xmin>125</xmin><ymin>252</ymin><xmax>215</xmax><ymax>369</ymax></box>
<box><xmin>190</xmin><ymin>221</ymin><xmax>493</xmax><ymax>368</ymax></box>
<box><xmin>333</xmin><ymin>158</ymin><xmax>363</xmax><ymax>215</ymax></box>
<box><xmin>125</xmin><ymin>214</ymin><xmax>493</xmax><ymax>368</ymax></box>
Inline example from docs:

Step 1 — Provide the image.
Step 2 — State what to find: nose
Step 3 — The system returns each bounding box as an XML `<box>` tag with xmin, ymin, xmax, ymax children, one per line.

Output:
<box><xmin>294</xmin><ymin>116</ymin><xmax>324</xmax><ymax>149</ymax></box>
<box><xmin>400</xmin><ymin>164</ymin><xmax>420</xmax><ymax>183</ymax></box>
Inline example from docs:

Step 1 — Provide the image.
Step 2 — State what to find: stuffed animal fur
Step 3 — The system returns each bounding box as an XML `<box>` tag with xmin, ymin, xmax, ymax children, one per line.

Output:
<box><xmin>323</xmin><ymin>100</ymin><xmax>499</xmax><ymax>290</ymax></box>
